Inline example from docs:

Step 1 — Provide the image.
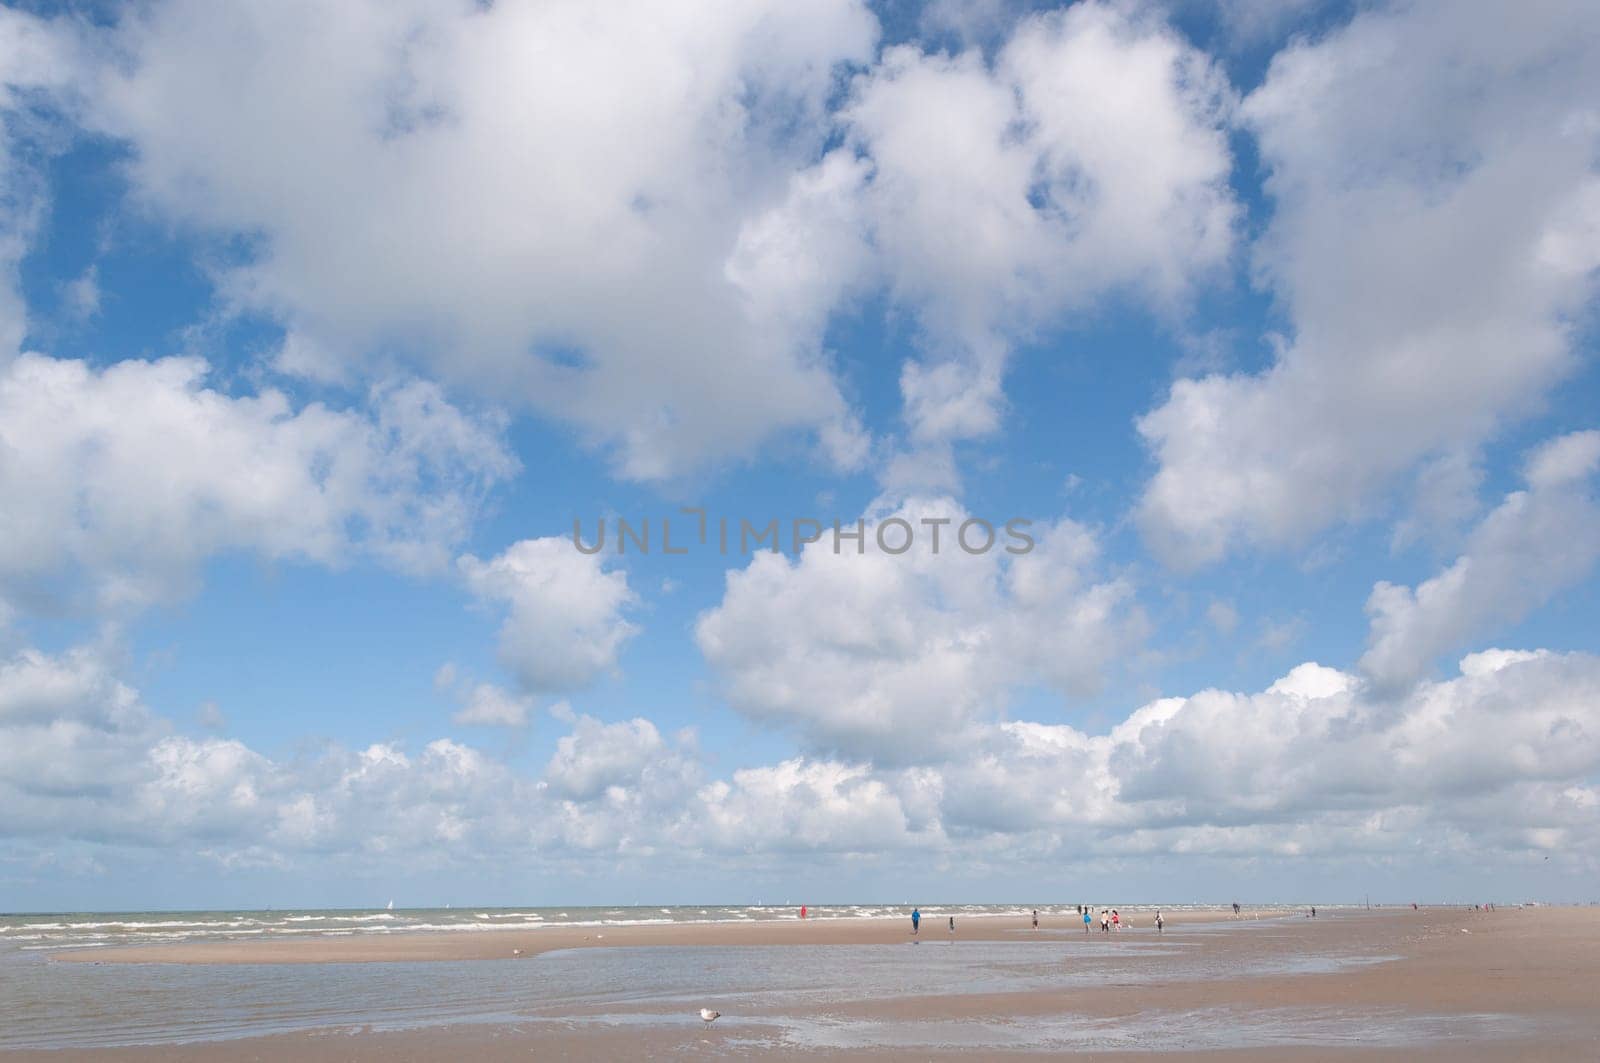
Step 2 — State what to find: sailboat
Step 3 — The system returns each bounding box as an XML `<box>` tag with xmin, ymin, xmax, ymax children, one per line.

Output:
<box><xmin>386</xmin><ymin>899</ymin><xmax>394</xmax><ymax>911</ymax></box>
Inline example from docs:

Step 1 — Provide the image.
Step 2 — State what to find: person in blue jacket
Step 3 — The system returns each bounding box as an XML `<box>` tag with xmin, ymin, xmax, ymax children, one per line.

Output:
<box><xmin>911</xmin><ymin>907</ymin><xmax>921</xmax><ymax>935</ymax></box>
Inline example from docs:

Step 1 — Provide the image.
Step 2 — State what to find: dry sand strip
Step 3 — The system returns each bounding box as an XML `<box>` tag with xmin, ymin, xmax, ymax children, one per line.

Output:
<box><xmin>53</xmin><ymin>906</ymin><xmax>1284</xmax><ymax>965</ymax></box>
<box><xmin>19</xmin><ymin>907</ymin><xmax>1599</xmax><ymax>1061</ymax></box>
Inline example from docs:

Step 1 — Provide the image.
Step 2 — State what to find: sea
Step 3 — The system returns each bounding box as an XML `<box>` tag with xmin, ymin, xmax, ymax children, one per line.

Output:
<box><xmin>0</xmin><ymin>903</ymin><xmax>1076</xmax><ymax>952</ymax></box>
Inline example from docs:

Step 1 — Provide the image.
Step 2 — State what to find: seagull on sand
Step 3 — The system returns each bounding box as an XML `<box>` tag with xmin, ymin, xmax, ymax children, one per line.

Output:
<box><xmin>699</xmin><ymin>1008</ymin><xmax>721</xmax><ymax>1025</ymax></box>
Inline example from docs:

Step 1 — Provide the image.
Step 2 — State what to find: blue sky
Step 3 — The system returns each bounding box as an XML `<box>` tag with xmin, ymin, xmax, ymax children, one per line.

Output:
<box><xmin>1</xmin><ymin>0</ymin><xmax>1598</xmax><ymax>911</ymax></box>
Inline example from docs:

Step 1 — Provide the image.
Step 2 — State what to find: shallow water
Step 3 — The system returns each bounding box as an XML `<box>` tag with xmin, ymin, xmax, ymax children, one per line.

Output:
<box><xmin>0</xmin><ymin>921</ymin><xmax>1431</xmax><ymax>1051</ymax></box>
<box><xmin>721</xmin><ymin>1007</ymin><xmax>1530</xmax><ymax>1054</ymax></box>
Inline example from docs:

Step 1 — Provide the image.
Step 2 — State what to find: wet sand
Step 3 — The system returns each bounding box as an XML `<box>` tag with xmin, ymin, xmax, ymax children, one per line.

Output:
<box><xmin>17</xmin><ymin>906</ymin><xmax>1600</xmax><ymax>1060</ymax></box>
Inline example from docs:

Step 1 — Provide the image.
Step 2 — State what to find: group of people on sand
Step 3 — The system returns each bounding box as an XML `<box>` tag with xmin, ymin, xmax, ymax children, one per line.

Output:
<box><xmin>915</xmin><ymin>904</ymin><xmax>1170</xmax><ymax>938</ymax></box>
<box><xmin>1031</xmin><ymin>905</ymin><xmax>1166</xmax><ymax>934</ymax></box>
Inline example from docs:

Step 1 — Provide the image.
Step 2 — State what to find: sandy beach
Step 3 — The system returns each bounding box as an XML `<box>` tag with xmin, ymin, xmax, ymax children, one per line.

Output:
<box><xmin>7</xmin><ymin>905</ymin><xmax>1595</xmax><ymax>1060</ymax></box>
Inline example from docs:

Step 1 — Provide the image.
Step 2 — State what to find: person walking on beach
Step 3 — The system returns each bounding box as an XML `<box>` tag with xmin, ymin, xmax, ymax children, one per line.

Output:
<box><xmin>911</xmin><ymin>907</ymin><xmax>921</xmax><ymax>935</ymax></box>
<box><xmin>1111</xmin><ymin>910</ymin><xmax>1120</xmax><ymax>931</ymax></box>
<box><xmin>1032</xmin><ymin>909</ymin><xmax>1039</xmax><ymax>930</ymax></box>
<box><xmin>1232</xmin><ymin>902</ymin><xmax>1240</xmax><ymax>916</ymax></box>
<box><xmin>948</xmin><ymin>915</ymin><xmax>955</xmax><ymax>940</ymax></box>
<box><xmin>1100</xmin><ymin>909</ymin><xmax>1110</xmax><ymax>933</ymax></box>
<box><xmin>1155</xmin><ymin>909</ymin><xmax>1164</xmax><ymax>933</ymax></box>
<box><xmin>1083</xmin><ymin>908</ymin><xmax>1092</xmax><ymax>933</ymax></box>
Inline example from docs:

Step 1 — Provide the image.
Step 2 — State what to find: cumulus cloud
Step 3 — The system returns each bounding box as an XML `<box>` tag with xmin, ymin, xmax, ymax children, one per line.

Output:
<box><xmin>839</xmin><ymin>1</ymin><xmax>1236</xmax><ymax>448</ymax></box>
<box><xmin>696</xmin><ymin>497</ymin><xmax>1145</xmax><ymax>762</ymax></box>
<box><xmin>1361</xmin><ymin>430</ymin><xmax>1600</xmax><ymax>689</ymax></box>
<box><xmin>695</xmin><ymin>758</ymin><xmax>945</xmax><ymax>854</ymax></box>
<box><xmin>1111</xmin><ymin>652</ymin><xmax>1600</xmax><ymax>845</ymax></box>
<box><xmin>0</xmin><ymin>353</ymin><xmax>515</xmax><ymax>614</ymax></box>
<box><xmin>6</xmin><ymin>643</ymin><xmax>1598</xmax><ymax>875</ymax></box>
<box><xmin>64</xmin><ymin>0</ymin><xmax>880</xmax><ymax>480</ymax></box>
<box><xmin>5</xmin><ymin>0</ymin><xmax>1597</xmax><ymax>900</ymax></box>
<box><xmin>458</xmin><ymin>538</ymin><xmax>637</xmax><ymax>694</ymax></box>
<box><xmin>10</xmin><ymin>0</ymin><xmax>1240</xmax><ymax>482</ymax></box>
<box><xmin>0</xmin><ymin>644</ymin><xmax>536</xmax><ymax>858</ymax></box>
<box><xmin>542</xmin><ymin>705</ymin><xmax>688</xmax><ymax>801</ymax></box>
<box><xmin>1137</xmin><ymin>0</ymin><xmax>1600</xmax><ymax>566</ymax></box>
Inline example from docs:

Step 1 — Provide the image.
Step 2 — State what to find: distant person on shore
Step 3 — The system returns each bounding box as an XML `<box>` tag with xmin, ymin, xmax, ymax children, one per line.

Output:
<box><xmin>1155</xmin><ymin>909</ymin><xmax>1164</xmax><ymax>933</ymax></box>
<box><xmin>1032</xmin><ymin>909</ymin><xmax>1039</xmax><ymax>930</ymax></box>
<box><xmin>1311</xmin><ymin>907</ymin><xmax>1316</xmax><ymax>918</ymax></box>
<box><xmin>1083</xmin><ymin>908</ymin><xmax>1092</xmax><ymax>933</ymax></box>
<box><xmin>800</xmin><ymin>905</ymin><xmax>806</xmax><ymax>919</ymax></box>
<box><xmin>948</xmin><ymin>916</ymin><xmax>955</xmax><ymax>940</ymax></box>
<box><xmin>1100</xmin><ymin>909</ymin><xmax>1110</xmax><ymax>932</ymax></box>
<box><xmin>911</xmin><ymin>907</ymin><xmax>920</xmax><ymax>935</ymax></box>
<box><xmin>1233</xmin><ymin>902</ymin><xmax>1240</xmax><ymax>916</ymax></box>
<box><xmin>1112</xmin><ymin>910</ymin><xmax>1121</xmax><ymax>930</ymax></box>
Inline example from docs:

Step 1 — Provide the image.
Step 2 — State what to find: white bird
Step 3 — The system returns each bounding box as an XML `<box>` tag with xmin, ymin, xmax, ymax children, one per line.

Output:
<box><xmin>699</xmin><ymin>1009</ymin><xmax>721</xmax><ymax>1024</ymax></box>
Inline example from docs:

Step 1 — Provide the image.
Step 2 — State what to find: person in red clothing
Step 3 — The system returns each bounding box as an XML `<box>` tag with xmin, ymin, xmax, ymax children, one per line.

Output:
<box><xmin>800</xmin><ymin>905</ymin><xmax>807</xmax><ymax>919</ymax></box>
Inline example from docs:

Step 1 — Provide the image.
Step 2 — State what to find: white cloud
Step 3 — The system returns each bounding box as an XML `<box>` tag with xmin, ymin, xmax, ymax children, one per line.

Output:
<box><xmin>1360</xmin><ymin>430</ymin><xmax>1600</xmax><ymax>689</ymax></box>
<box><xmin>77</xmin><ymin>0</ymin><xmax>878</xmax><ymax>481</ymax></box>
<box><xmin>1112</xmin><ymin>652</ymin><xmax>1600</xmax><ymax>846</ymax></box>
<box><xmin>1390</xmin><ymin>449</ymin><xmax>1486</xmax><ymax>554</ymax></box>
<box><xmin>7</xmin><ymin>643</ymin><xmax>1598</xmax><ymax>874</ymax></box>
<box><xmin>451</xmin><ymin>683</ymin><xmax>532</xmax><ymax>728</ymax></box>
<box><xmin>44</xmin><ymin>1</ymin><xmax>1238</xmax><ymax>481</ymax></box>
<box><xmin>1526</xmin><ymin>429</ymin><xmax>1600</xmax><ymax>490</ymax></box>
<box><xmin>458</xmin><ymin>538</ymin><xmax>637</xmax><ymax>694</ymax></box>
<box><xmin>839</xmin><ymin>2</ymin><xmax>1236</xmax><ymax>447</ymax></box>
<box><xmin>693</xmin><ymin>758</ymin><xmax>944</xmax><ymax>854</ymax></box>
<box><xmin>1137</xmin><ymin>1</ymin><xmax>1600</xmax><ymax>566</ymax></box>
<box><xmin>696</xmin><ymin>496</ymin><xmax>1145</xmax><ymax>762</ymax></box>
<box><xmin>542</xmin><ymin>709</ymin><xmax>684</xmax><ymax>802</ymax></box>
<box><xmin>0</xmin><ymin>353</ymin><xmax>515</xmax><ymax>614</ymax></box>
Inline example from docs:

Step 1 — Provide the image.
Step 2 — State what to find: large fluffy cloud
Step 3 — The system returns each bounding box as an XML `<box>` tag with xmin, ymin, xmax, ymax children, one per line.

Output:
<box><xmin>8</xmin><ymin>0</ymin><xmax>1240</xmax><ymax>481</ymax></box>
<box><xmin>838</xmin><ymin>1</ymin><xmax>1236</xmax><ymax>451</ymax></box>
<box><xmin>1137</xmin><ymin>0</ymin><xmax>1600</xmax><ymax>565</ymax></box>
<box><xmin>695</xmin><ymin>497</ymin><xmax>1146</xmax><ymax>761</ymax></box>
<box><xmin>1361</xmin><ymin>431</ymin><xmax>1600</xmax><ymax>689</ymax></box>
<box><xmin>0</xmin><ymin>353</ymin><xmax>514</xmax><ymax>614</ymax></box>
<box><xmin>71</xmin><ymin>0</ymin><xmax>879</xmax><ymax>480</ymax></box>
<box><xmin>457</xmin><ymin>537</ymin><xmax>636</xmax><ymax>695</ymax></box>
